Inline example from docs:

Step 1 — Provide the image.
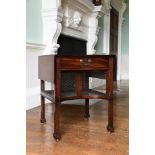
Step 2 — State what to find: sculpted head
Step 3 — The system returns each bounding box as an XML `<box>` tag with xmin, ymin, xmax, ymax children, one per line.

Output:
<box><xmin>73</xmin><ymin>11</ymin><xmax>82</xmax><ymax>26</ymax></box>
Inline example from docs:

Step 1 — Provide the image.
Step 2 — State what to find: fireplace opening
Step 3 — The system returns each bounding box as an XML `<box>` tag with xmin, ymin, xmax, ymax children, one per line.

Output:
<box><xmin>57</xmin><ymin>34</ymin><xmax>87</xmax><ymax>56</ymax></box>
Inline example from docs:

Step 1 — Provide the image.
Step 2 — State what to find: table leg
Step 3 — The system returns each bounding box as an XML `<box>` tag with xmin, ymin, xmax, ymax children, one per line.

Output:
<box><xmin>107</xmin><ymin>99</ymin><xmax>114</xmax><ymax>132</ymax></box>
<box><xmin>40</xmin><ymin>95</ymin><xmax>46</xmax><ymax>123</ymax></box>
<box><xmin>53</xmin><ymin>59</ymin><xmax>61</xmax><ymax>141</ymax></box>
<box><xmin>84</xmin><ymin>99</ymin><xmax>90</xmax><ymax>118</ymax></box>
<box><xmin>53</xmin><ymin>98</ymin><xmax>61</xmax><ymax>141</ymax></box>
<box><xmin>40</xmin><ymin>80</ymin><xmax>46</xmax><ymax>123</ymax></box>
<box><xmin>106</xmin><ymin>57</ymin><xmax>114</xmax><ymax>132</ymax></box>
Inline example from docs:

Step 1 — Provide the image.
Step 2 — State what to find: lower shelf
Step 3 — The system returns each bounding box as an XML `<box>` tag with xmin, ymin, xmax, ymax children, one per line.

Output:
<box><xmin>41</xmin><ymin>89</ymin><xmax>108</xmax><ymax>102</ymax></box>
<box><xmin>61</xmin><ymin>89</ymin><xmax>107</xmax><ymax>100</ymax></box>
<box><xmin>41</xmin><ymin>90</ymin><xmax>55</xmax><ymax>102</ymax></box>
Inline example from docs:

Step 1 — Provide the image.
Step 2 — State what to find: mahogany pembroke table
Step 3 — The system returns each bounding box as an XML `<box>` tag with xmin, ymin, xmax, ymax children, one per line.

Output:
<box><xmin>38</xmin><ymin>55</ymin><xmax>114</xmax><ymax>141</ymax></box>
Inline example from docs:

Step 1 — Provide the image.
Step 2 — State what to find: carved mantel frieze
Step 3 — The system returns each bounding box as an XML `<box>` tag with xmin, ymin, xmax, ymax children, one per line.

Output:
<box><xmin>63</xmin><ymin>10</ymin><xmax>83</xmax><ymax>30</ymax></box>
<box><xmin>41</xmin><ymin>0</ymin><xmax>112</xmax><ymax>55</ymax></box>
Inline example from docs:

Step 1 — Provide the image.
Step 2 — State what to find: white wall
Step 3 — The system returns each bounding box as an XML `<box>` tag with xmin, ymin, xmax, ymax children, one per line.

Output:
<box><xmin>120</xmin><ymin>1</ymin><xmax>129</xmax><ymax>80</ymax></box>
<box><xmin>26</xmin><ymin>43</ymin><xmax>45</xmax><ymax>110</ymax></box>
<box><xmin>121</xmin><ymin>54</ymin><xmax>129</xmax><ymax>80</ymax></box>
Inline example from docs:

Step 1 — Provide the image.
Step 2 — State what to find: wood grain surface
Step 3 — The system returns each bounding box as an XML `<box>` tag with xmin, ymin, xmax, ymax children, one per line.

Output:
<box><xmin>27</xmin><ymin>80</ymin><xmax>129</xmax><ymax>155</ymax></box>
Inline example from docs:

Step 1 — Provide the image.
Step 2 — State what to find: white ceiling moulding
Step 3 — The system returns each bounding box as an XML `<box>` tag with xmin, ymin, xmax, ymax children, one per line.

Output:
<box><xmin>41</xmin><ymin>0</ymin><xmax>111</xmax><ymax>55</ymax></box>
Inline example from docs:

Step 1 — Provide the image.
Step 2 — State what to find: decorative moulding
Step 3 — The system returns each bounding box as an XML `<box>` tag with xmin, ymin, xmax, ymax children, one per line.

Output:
<box><xmin>61</xmin><ymin>0</ymin><xmax>95</xmax><ymax>36</ymax></box>
<box><xmin>120</xmin><ymin>1</ymin><xmax>127</xmax><ymax>25</ymax></box>
<box><xmin>41</xmin><ymin>7</ymin><xmax>64</xmax><ymax>54</ymax></box>
<box><xmin>64</xmin><ymin>11</ymin><xmax>83</xmax><ymax>29</ymax></box>
<box><xmin>87</xmin><ymin>5</ymin><xmax>106</xmax><ymax>54</ymax></box>
<box><xmin>111</xmin><ymin>0</ymin><xmax>122</xmax><ymax>11</ymax></box>
<box><xmin>41</xmin><ymin>0</ymin><xmax>109</xmax><ymax>54</ymax></box>
<box><xmin>26</xmin><ymin>42</ymin><xmax>46</xmax><ymax>50</ymax></box>
<box><xmin>65</xmin><ymin>0</ymin><xmax>94</xmax><ymax>13</ymax></box>
<box><xmin>93</xmin><ymin>5</ymin><xmax>106</xmax><ymax>17</ymax></box>
<box><xmin>42</xmin><ymin>8</ymin><xmax>64</xmax><ymax>22</ymax></box>
<box><xmin>103</xmin><ymin>0</ymin><xmax>112</xmax><ymax>15</ymax></box>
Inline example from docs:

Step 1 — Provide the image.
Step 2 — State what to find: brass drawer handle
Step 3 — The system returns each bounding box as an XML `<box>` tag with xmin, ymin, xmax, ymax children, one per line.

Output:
<box><xmin>80</xmin><ymin>59</ymin><xmax>83</xmax><ymax>62</ymax></box>
<box><xmin>80</xmin><ymin>58</ymin><xmax>91</xmax><ymax>63</ymax></box>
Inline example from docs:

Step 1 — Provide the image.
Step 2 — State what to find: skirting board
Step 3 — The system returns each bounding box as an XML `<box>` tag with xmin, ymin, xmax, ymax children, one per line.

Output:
<box><xmin>26</xmin><ymin>87</ymin><xmax>51</xmax><ymax>110</ymax></box>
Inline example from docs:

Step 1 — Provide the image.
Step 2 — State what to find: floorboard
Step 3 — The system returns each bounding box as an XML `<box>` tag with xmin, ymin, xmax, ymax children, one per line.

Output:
<box><xmin>27</xmin><ymin>80</ymin><xmax>129</xmax><ymax>155</ymax></box>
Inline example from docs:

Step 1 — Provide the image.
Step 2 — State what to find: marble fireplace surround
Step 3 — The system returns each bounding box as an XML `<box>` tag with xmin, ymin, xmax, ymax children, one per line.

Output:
<box><xmin>42</xmin><ymin>0</ymin><xmax>111</xmax><ymax>55</ymax></box>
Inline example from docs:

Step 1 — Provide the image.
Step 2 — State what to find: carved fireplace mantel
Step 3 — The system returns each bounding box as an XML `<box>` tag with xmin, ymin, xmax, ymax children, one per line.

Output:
<box><xmin>42</xmin><ymin>0</ymin><xmax>111</xmax><ymax>55</ymax></box>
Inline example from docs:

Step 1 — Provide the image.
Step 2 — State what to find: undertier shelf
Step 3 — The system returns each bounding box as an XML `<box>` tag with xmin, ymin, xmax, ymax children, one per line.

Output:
<box><xmin>41</xmin><ymin>89</ymin><xmax>108</xmax><ymax>102</ymax></box>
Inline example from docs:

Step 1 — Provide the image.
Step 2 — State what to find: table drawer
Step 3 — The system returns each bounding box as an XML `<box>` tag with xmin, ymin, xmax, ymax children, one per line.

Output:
<box><xmin>59</xmin><ymin>57</ymin><xmax>109</xmax><ymax>70</ymax></box>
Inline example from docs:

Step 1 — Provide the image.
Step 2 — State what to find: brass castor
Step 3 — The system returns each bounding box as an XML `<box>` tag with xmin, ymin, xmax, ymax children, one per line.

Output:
<box><xmin>107</xmin><ymin>125</ymin><xmax>114</xmax><ymax>133</ymax></box>
<box><xmin>56</xmin><ymin>139</ymin><xmax>60</xmax><ymax>142</ymax></box>
<box><xmin>53</xmin><ymin>133</ymin><xmax>61</xmax><ymax>141</ymax></box>
<box><xmin>40</xmin><ymin>118</ymin><xmax>46</xmax><ymax>123</ymax></box>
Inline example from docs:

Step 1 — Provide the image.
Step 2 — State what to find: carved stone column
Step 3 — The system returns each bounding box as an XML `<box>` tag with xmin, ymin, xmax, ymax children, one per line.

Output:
<box><xmin>42</xmin><ymin>0</ymin><xmax>64</xmax><ymax>55</ymax></box>
<box><xmin>87</xmin><ymin>5</ymin><xmax>105</xmax><ymax>54</ymax></box>
<box><xmin>103</xmin><ymin>0</ymin><xmax>111</xmax><ymax>54</ymax></box>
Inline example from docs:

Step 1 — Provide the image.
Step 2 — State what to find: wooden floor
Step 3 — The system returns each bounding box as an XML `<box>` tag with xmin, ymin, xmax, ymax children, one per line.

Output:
<box><xmin>27</xmin><ymin>80</ymin><xmax>129</xmax><ymax>155</ymax></box>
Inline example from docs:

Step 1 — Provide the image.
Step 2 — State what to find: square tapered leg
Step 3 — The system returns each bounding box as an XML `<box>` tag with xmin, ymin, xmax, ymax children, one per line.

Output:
<box><xmin>53</xmin><ymin>98</ymin><xmax>61</xmax><ymax>141</ymax></box>
<box><xmin>107</xmin><ymin>99</ymin><xmax>114</xmax><ymax>132</ymax></box>
<box><xmin>40</xmin><ymin>96</ymin><xmax>46</xmax><ymax>123</ymax></box>
<box><xmin>84</xmin><ymin>99</ymin><xmax>90</xmax><ymax>118</ymax></box>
